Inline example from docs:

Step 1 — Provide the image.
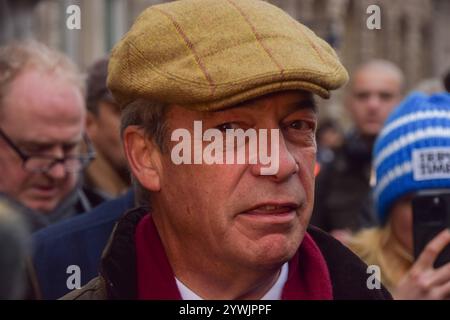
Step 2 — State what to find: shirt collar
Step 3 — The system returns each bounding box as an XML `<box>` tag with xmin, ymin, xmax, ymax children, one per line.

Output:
<box><xmin>175</xmin><ymin>262</ymin><xmax>289</xmax><ymax>300</ymax></box>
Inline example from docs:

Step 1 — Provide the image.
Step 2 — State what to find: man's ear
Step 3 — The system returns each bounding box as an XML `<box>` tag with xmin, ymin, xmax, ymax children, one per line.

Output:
<box><xmin>123</xmin><ymin>126</ymin><xmax>162</xmax><ymax>192</ymax></box>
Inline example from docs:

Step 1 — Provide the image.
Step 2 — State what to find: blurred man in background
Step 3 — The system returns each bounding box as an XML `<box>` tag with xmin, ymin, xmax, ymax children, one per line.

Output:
<box><xmin>84</xmin><ymin>58</ymin><xmax>130</xmax><ymax>198</ymax></box>
<box><xmin>30</xmin><ymin>57</ymin><xmax>134</xmax><ymax>300</ymax></box>
<box><xmin>0</xmin><ymin>41</ymin><xmax>105</xmax><ymax>231</ymax></box>
<box><xmin>316</xmin><ymin>119</ymin><xmax>344</xmax><ymax>166</ymax></box>
<box><xmin>32</xmin><ymin>58</ymin><xmax>134</xmax><ymax>299</ymax></box>
<box><xmin>312</xmin><ymin>60</ymin><xmax>404</xmax><ymax>238</ymax></box>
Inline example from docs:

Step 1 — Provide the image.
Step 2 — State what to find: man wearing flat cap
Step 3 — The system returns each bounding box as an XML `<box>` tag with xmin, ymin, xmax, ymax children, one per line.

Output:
<box><xmin>64</xmin><ymin>0</ymin><xmax>391</xmax><ymax>300</ymax></box>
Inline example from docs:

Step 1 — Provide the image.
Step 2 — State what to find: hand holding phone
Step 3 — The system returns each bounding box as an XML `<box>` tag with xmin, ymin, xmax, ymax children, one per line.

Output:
<box><xmin>394</xmin><ymin>229</ymin><xmax>450</xmax><ymax>299</ymax></box>
<box><xmin>413</xmin><ymin>190</ymin><xmax>450</xmax><ymax>268</ymax></box>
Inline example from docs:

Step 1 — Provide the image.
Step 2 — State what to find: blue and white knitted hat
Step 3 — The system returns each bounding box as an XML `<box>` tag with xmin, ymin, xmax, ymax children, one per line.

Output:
<box><xmin>373</xmin><ymin>92</ymin><xmax>450</xmax><ymax>223</ymax></box>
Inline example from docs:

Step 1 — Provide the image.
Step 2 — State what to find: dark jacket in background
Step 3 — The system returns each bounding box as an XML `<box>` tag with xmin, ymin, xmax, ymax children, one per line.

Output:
<box><xmin>62</xmin><ymin>207</ymin><xmax>392</xmax><ymax>300</ymax></box>
<box><xmin>311</xmin><ymin>131</ymin><xmax>379</xmax><ymax>232</ymax></box>
<box><xmin>30</xmin><ymin>190</ymin><xmax>134</xmax><ymax>299</ymax></box>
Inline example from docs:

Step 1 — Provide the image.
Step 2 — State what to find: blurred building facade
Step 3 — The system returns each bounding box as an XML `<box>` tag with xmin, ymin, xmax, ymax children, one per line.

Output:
<box><xmin>1</xmin><ymin>0</ymin><xmax>449</xmax><ymax>123</ymax></box>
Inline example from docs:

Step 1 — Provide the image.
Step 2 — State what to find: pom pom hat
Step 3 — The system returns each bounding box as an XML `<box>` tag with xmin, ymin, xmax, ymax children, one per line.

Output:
<box><xmin>373</xmin><ymin>92</ymin><xmax>450</xmax><ymax>223</ymax></box>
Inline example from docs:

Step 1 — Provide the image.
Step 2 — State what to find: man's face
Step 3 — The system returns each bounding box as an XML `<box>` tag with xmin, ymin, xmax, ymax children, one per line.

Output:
<box><xmin>152</xmin><ymin>91</ymin><xmax>317</xmax><ymax>271</ymax></box>
<box><xmin>0</xmin><ymin>69</ymin><xmax>85</xmax><ymax>213</ymax></box>
<box><xmin>87</xmin><ymin>101</ymin><xmax>127</xmax><ymax>172</ymax></box>
<box><xmin>347</xmin><ymin>68</ymin><xmax>402</xmax><ymax>137</ymax></box>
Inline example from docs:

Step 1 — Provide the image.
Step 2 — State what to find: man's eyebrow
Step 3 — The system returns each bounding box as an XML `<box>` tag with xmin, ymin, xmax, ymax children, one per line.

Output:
<box><xmin>287</xmin><ymin>98</ymin><xmax>317</xmax><ymax>114</ymax></box>
<box><xmin>18</xmin><ymin>141</ymin><xmax>53</xmax><ymax>149</ymax></box>
<box><xmin>209</xmin><ymin>97</ymin><xmax>317</xmax><ymax>115</ymax></box>
<box><xmin>18</xmin><ymin>140</ymin><xmax>79</xmax><ymax>150</ymax></box>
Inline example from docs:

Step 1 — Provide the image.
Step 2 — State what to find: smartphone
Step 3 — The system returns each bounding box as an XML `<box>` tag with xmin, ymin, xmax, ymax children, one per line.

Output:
<box><xmin>412</xmin><ymin>189</ymin><xmax>450</xmax><ymax>268</ymax></box>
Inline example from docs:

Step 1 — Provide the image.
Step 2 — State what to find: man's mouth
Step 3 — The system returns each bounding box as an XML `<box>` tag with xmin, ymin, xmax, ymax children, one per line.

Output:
<box><xmin>364</xmin><ymin>117</ymin><xmax>381</xmax><ymax>125</ymax></box>
<box><xmin>31</xmin><ymin>185</ymin><xmax>58</xmax><ymax>197</ymax></box>
<box><xmin>238</xmin><ymin>202</ymin><xmax>299</xmax><ymax>224</ymax></box>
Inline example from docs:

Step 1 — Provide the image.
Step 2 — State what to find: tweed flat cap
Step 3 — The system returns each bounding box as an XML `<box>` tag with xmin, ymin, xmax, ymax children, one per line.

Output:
<box><xmin>108</xmin><ymin>0</ymin><xmax>348</xmax><ymax>111</ymax></box>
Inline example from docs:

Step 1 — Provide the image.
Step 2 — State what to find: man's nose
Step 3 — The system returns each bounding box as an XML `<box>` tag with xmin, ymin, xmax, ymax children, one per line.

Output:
<box><xmin>45</xmin><ymin>147</ymin><xmax>68</xmax><ymax>179</ymax></box>
<box><xmin>251</xmin><ymin>134</ymin><xmax>298</xmax><ymax>182</ymax></box>
<box><xmin>366</xmin><ymin>94</ymin><xmax>382</xmax><ymax>111</ymax></box>
<box><xmin>45</xmin><ymin>161</ymin><xmax>68</xmax><ymax>179</ymax></box>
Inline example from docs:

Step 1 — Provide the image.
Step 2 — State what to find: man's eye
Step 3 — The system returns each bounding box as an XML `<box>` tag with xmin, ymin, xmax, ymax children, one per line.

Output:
<box><xmin>215</xmin><ymin>122</ymin><xmax>240</xmax><ymax>132</ymax></box>
<box><xmin>288</xmin><ymin>120</ymin><xmax>313</xmax><ymax>131</ymax></box>
<box><xmin>22</xmin><ymin>146</ymin><xmax>47</xmax><ymax>155</ymax></box>
<box><xmin>63</xmin><ymin>144</ymin><xmax>78</xmax><ymax>154</ymax></box>
<box><xmin>355</xmin><ymin>92</ymin><xmax>369</xmax><ymax>101</ymax></box>
<box><xmin>23</xmin><ymin>147</ymin><xmax>40</xmax><ymax>154</ymax></box>
<box><xmin>380</xmin><ymin>92</ymin><xmax>394</xmax><ymax>101</ymax></box>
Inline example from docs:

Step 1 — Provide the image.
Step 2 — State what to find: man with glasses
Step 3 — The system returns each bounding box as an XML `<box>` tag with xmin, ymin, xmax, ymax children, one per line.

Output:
<box><xmin>29</xmin><ymin>58</ymin><xmax>135</xmax><ymax>300</ymax></box>
<box><xmin>0</xmin><ymin>41</ymin><xmax>105</xmax><ymax>231</ymax></box>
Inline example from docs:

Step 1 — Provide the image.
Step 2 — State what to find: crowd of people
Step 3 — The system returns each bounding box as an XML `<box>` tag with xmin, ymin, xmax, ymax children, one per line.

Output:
<box><xmin>0</xmin><ymin>0</ymin><xmax>449</xmax><ymax>300</ymax></box>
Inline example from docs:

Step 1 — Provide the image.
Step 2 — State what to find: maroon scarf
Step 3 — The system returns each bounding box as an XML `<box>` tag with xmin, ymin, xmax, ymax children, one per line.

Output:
<box><xmin>135</xmin><ymin>213</ymin><xmax>333</xmax><ymax>299</ymax></box>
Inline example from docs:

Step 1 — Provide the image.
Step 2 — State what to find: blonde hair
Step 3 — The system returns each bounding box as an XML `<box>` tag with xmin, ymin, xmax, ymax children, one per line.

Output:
<box><xmin>347</xmin><ymin>220</ymin><xmax>413</xmax><ymax>292</ymax></box>
<box><xmin>0</xmin><ymin>40</ymin><xmax>84</xmax><ymax>108</ymax></box>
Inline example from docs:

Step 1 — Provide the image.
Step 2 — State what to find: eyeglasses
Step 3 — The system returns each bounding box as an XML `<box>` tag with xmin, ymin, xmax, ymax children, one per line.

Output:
<box><xmin>0</xmin><ymin>127</ymin><xmax>96</xmax><ymax>174</ymax></box>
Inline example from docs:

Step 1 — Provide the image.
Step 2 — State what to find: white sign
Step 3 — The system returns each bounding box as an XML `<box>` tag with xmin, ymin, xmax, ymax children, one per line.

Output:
<box><xmin>412</xmin><ymin>147</ymin><xmax>450</xmax><ymax>181</ymax></box>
